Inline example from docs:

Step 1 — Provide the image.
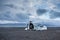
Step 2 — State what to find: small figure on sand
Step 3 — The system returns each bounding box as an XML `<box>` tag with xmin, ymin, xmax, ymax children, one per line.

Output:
<box><xmin>29</xmin><ymin>21</ymin><xmax>34</xmax><ymax>30</ymax></box>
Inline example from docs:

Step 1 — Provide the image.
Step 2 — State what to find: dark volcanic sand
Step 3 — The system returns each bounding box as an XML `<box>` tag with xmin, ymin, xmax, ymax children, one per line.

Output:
<box><xmin>0</xmin><ymin>27</ymin><xmax>60</xmax><ymax>40</ymax></box>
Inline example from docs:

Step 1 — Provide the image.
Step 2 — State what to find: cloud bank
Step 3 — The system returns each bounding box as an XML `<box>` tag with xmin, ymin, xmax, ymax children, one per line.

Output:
<box><xmin>0</xmin><ymin>0</ymin><xmax>60</xmax><ymax>26</ymax></box>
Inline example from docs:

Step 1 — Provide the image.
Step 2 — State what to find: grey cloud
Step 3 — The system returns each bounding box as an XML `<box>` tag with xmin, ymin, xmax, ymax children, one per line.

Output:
<box><xmin>50</xmin><ymin>0</ymin><xmax>60</xmax><ymax>11</ymax></box>
<box><xmin>4</xmin><ymin>4</ymin><xmax>26</xmax><ymax>10</ymax></box>
<box><xmin>0</xmin><ymin>11</ymin><xmax>29</xmax><ymax>22</ymax></box>
<box><xmin>5</xmin><ymin>4</ymin><xmax>14</xmax><ymax>8</ymax></box>
<box><xmin>49</xmin><ymin>10</ymin><xmax>60</xmax><ymax>19</ymax></box>
<box><xmin>15</xmin><ymin>13</ymin><xmax>29</xmax><ymax>22</ymax></box>
<box><xmin>36</xmin><ymin>9</ymin><xmax>47</xmax><ymax>16</ymax></box>
<box><xmin>0</xmin><ymin>11</ymin><xmax>14</xmax><ymax>21</ymax></box>
<box><xmin>4</xmin><ymin>4</ymin><xmax>17</xmax><ymax>9</ymax></box>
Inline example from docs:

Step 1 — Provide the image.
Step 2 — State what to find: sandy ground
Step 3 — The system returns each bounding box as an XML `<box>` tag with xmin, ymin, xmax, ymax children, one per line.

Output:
<box><xmin>0</xmin><ymin>27</ymin><xmax>60</xmax><ymax>40</ymax></box>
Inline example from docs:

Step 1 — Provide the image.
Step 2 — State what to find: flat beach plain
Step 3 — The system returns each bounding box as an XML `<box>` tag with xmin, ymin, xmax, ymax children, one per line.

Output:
<box><xmin>0</xmin><ymin>27</ymin><xmax>60</xmax><ymax>40</ymax></box>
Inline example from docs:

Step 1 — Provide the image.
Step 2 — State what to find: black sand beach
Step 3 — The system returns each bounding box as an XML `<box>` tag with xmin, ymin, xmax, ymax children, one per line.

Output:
<box><xmin>0</xmin><ymin>27</ymin><xmax>60</xmax><ymax>40</ymax></box>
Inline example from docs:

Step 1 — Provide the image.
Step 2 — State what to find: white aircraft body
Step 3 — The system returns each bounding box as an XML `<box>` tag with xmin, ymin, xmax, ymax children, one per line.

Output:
<box><xmin>25</xmin><ymin>24</ymin><xmax>47</xmax><ymax>31</ymax></box>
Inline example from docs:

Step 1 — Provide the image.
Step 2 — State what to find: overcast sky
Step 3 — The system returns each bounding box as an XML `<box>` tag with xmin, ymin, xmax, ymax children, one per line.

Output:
<box><xmin>0</xmin><ymin>0</ymin><xmax>60</xmax><ymax>23</ymax></box>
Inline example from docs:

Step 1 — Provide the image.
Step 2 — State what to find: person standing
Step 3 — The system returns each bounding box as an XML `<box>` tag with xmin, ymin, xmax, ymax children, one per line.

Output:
<box><xmin>29</xmin><ymin>21</ymin><xmax>34</xmax><ymax>30</ymax></box>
